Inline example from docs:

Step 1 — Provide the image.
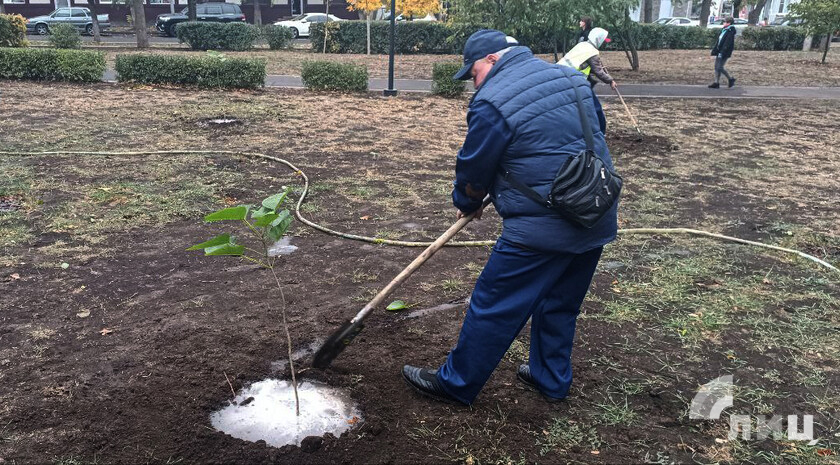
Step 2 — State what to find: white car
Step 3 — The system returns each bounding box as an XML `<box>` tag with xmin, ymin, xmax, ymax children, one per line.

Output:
<box><xmin>707</xmin><ymin>17</ymin><xmax>750</xmax><ymax>34</ymax></box>
<box><xmin>274</xmin><ymin>13</ymin><xmax>342</xmax><ymax>38</ymax></box>
<box><xmin>654</xmin><ymin>17</ymin><xmax>700</xmax><ymax>26</ymax></box>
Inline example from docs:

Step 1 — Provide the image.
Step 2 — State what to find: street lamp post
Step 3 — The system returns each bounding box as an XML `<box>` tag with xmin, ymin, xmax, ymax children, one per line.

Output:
<box><xmin>383</xmin><ymin>0</ymin><xmax>398</xmax><ymax>96</ymax></box>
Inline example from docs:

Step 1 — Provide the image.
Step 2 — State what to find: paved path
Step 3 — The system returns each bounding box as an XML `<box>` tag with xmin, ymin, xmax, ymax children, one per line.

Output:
<box><xmin>101</xmin><ymin>70</ymin><xmax>840</xmax><ymax>99</ymax></box>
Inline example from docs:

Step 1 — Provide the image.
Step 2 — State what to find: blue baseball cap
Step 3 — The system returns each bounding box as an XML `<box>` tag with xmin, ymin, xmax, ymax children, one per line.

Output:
<box><xmin>453</xmin><ymin>29</ymin><xmax>519</xmax><ymax>81</ymax></box>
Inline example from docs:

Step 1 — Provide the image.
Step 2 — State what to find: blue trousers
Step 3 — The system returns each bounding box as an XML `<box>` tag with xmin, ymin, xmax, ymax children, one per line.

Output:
<box><xmin>437</xmin><ymin>238</ymin><xmax>603</xmax><ymax>405</ymax></box>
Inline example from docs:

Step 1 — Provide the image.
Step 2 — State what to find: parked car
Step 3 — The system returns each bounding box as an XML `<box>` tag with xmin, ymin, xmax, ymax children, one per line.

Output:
<box><xmin>654</xmin><ymin>17</ymin><xmax>700</xmax><ymax>26</ymax></box>
<box><xmin>26</xmin><ymin>7</ymin><xmax>110</xmax><ymax>36</ymax></box>
<box><xmin>381</xmin><ymin>11</ymin><xmax>437</xmax><ymax>21</ymax></box>
<box><xmin>707</xmin><ymin>17</ymin><xmax>749</xmax><ymax>34</ymax></box>
<box><xmin>764</xmin><ymin>16</ymin><xmax>803</xmax><ymax>27</ymax></box>
<box><xmin>273</xmin><ymin>13</ymin><xmax>342</xmax><ymax>38</ymax></box>
<box><xmin>155</xmin><ymin>2</ymin><xmax>246</xmax><ymax>37</ymax></box>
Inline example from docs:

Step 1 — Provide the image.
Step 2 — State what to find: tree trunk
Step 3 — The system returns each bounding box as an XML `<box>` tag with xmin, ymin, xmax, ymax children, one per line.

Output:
<box><xmin>187</xmin><ymin>0</ymin><xmax>197</xmax><ymax>21</ymax></box>
<box><xmin>732</xmin><ymin>0</ymin><xmax>742</xmax><ymax>17</ymax></box>
<box><xmin>622</xmin><ymin>9</ymin><xmax>640</xmax><ymax>71</ymax></box>
<box><xmin>0</xmin><ymin>0</ymin><xmax>5</xmax><ymax>15</ymax></box>
<box><xmin>366</xmin><ymin>13</ymin><xmax>371</xmax><ymax>55</ymax></box>
<box><xmin>747</xmin><ymin>0</ymin><xmax>767</xmax><ymax>25</ymax></box>
<box><xmin>803</xmin><ymin>35</ymin><xmax>813</xmax><ymax>51</ymax></box>
<box><xmin>699</xmin><ymin>0</ymin><xmax>712</xmax><ymax>27</ymax></box>
<box><xmin>322</xmin><ymin>0</ymin><xmax>330</xmax><ymax>53</ymax></box>
<box><xmin>253</xmin><ymin>0</ymin><xmax>262</xmax><ymax>26</ymax></box>
<box><xmin>643</xmin><ymin>0</ymin><xmax>653</xmax><ymax>22</ymax></box>
<box><xmin>132</xmin><ymin>0</ymin><xmax>148</xmax><ymax>48</ymax></box>
<box><xmin>821</xmin><ymin>34</ymin><xmax>831</xmax><ymax>64</ymax></box>
<box><xmin>88</xmin><ymin>0</ymin><xmax>102</xmax><ymax>44</ymax></box>
<box><xmin>553</xmin><ymin>39</ymin><xmax>558</xmax><ymax>62</ymax></box>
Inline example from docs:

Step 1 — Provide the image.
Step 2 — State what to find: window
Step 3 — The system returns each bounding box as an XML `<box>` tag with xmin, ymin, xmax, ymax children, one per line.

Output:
<box><xmin>205</xmin><ymin>6</ymin><xmax>222</xmax><ymax>14</ymax></box>
<box><xmin>71</xmin><ymin>8</ymin><xmax>88</xmax><ymax>17</ymax></box>
<box><xmin>308</xmin><ymin>14</ymin><xmax>327</xmax><ymax>22</ymax></box>
<box><xmin>222</xmin><ymin>4</ymin><xmax>237</xmax><ymax>13</ymax></box>
<box><xmin>54</xmin><ymin>9</ymin><xmax>71</xmax><ymax>17</ymax></box>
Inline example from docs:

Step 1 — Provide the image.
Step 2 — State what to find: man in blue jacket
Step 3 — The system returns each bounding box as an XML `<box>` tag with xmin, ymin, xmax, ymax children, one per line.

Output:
<box><xmin>402</xmin><ymin>29</ymin><xmax>618</xmax><ymax>405</ymax></box>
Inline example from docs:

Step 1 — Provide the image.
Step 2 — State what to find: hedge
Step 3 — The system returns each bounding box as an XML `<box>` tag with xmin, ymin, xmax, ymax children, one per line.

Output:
<box><xmin>431</xmin><ymin>62</ymin><xmax>465</xmax><ymax>97</ymax></box>
<box><xmin>49</xmin><ymin>23</ymin><xmax>82</xmax><ymax>50</ymax></box>
<box><xmin>115</xmin><ymin>53</ymin><xmax>266</xmax><ymax>88</ymax></box>
<box><xmin>262</xmin><ymin>24</ymin><xmax>294</xmax><ymax>50</ymax></box>
<box><xmin>310</xmin><ymin>21</ymin><xmax>808</xmax><ymax>54</ymax></box>
<box><xmin>176</xmin><ymin>21</ymin><xmax>260</xmax><ymax>51</ymax></box>
<box><xmin>301</xmin><ymin>60</ymin><xmax>367</xmax><ymax>92</ymax></box>
<box><xmin>0</xmin><ymin>47</ymin><xmax>104</xmax><ymax>81</ymax></box>
<box><xmin>0</xmin><ymin>13</ymin><xmax>28</xmax><ymax>48</ymax></box>
<box><xmin>740</xmin><ymin>26</ymin><xmax>805</xmax><ymax>50</ymax></box>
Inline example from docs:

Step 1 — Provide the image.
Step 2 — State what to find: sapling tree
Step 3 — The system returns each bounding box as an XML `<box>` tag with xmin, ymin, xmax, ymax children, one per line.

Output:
<box><xmin>188</xmin><ymin>188</ymin><xmax>301</xmax><ymax>416</ymax></box>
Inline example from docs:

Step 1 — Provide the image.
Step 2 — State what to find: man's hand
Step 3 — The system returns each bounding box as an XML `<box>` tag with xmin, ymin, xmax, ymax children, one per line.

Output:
<box><xmin>456</xmin><ymin>203</ymin><xmax>486</xmax><ymax>221</ymax></box>
<box><xmin>610</xmin><ymin>81</ymin><xmax>618</xmax><ymax>91</ymax></box>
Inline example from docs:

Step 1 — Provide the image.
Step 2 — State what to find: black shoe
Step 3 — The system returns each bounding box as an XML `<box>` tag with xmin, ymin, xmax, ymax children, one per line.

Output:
<box><xmin>402</xmin><ymin>365</ymin><xmax>464</xmax><ymax>405</ymax></box>
<box><xmin>708</xmin><ymin>82</ymin><xmax>720</xmax><ymax>89</ymax></box>
<box><xmin>517</xmin><ymin>365</ymin><xmax>565</xmax><ymax>403</ymax></box>
<box><xmin>728</xmin><ymin>77</ymin><xmax>736</xmax><ymax>88</ymax></box>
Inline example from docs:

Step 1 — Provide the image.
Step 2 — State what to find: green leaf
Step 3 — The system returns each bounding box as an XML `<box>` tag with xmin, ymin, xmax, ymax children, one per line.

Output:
<box><xmin>60</xmin><ymin>262</ymin><xmax>70</xmax><ymax>269</ymax></box>
<box><xmin>204</xmin><ymin>206</ymin><xmax>248</xmax><ymax>222</ymax></box>
<box><xmin>250</xmin><ymin>206</ymin><xmax>274</xmax><ymax>220</ymax></box>
<box><xmin>187</xmin><ymin>233</ymin><xmax>232</xmax><ymax>251</ymax></box>
<box><xmin>262</xmin><ymin>189</ymin><xmax>290</xmax><ymax>212</ymax></box>
<box><xmin>253</xmin><ymin>213</ymin><xmax>279</xmax><ymax>227</ymax></box>
<box><xmin>204</xmin><ymin>243</ymin><xmax>245</xmax><ymax>256</ymax></box>
<box><xmin>266</xmin><ymin>210</ymin><xmax>293</xmax><ymax>242</ymax></box>
<box><xmin>386</xmin><ymin>300</ymin><xmax>408</xmax><ymax>312</ymax></box>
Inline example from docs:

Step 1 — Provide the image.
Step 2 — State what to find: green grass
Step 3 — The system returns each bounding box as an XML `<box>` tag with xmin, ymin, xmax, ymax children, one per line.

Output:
<box><xmin>595</xmin><ymin>395</ymin><xmax>638</xmax><ymax>426</ymax></box>
<box><xmin>536</xmin><ymin>417</ymin><xmax>602</xmax><ymax>456</ymax></box>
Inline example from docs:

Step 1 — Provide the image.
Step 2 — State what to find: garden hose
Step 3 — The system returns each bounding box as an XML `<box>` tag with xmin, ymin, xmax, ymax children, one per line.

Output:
<box><xmin>1</xmin><ymin>150</ymin><xmax>837</xmax><ymax>274</ymax></box>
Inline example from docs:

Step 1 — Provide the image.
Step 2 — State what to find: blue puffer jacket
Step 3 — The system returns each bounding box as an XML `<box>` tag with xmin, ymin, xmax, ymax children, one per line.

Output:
<box><xmin>475</xmin><ymin>46</ymin><xmax>618</xmax><ymax>253</ymax></box>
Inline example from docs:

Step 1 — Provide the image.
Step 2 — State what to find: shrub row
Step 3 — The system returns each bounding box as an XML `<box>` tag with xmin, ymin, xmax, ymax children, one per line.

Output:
<box><xmin>311</xmin><ymin>21</ymin><xmax>809</xmax><ymax>54</ymax></box>
<box><xmin>49</xmin><ymin>23</ymin><xmax>82</xmax><ymax>50</ymax></box>
<box><xmin>0</xmin><ymin>13</ymin><xmax>27</xmax><ymax>48</ymax></box>
<box><xmin>174</xmin><ymin>22</ymin><xmax>295</xmax><ymax>51</ymax></box>
<box><xmin>0</xmin><ymin>47</ymin><xmax>104</xmax><ymax>81</ymax></box>
<box><xmin>301</xmin><ymin>60</ymin><xmax>367</xmax><ymax>92</ymax></box>
<box><xmin>115</xmin><ymin>53</ymin><xmax>266</xmax><ymax>88</ymax></box>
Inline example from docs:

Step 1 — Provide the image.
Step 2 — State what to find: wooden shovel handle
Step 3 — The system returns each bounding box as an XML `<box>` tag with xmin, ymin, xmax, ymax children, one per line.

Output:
<box><xmin>351</xmin><ymin>196</ymin><xmax>492</xmax><ymax>324</ymax></box>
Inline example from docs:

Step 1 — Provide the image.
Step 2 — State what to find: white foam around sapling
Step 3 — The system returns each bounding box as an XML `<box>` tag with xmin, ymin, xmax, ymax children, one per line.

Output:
<box><xmin>210</xmin><ymin>379</ymin><xmax>361</xmax><ymax>447</ymax></box>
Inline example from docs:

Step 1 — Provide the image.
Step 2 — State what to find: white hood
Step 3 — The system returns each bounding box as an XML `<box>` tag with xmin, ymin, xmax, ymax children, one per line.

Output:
<box><xmin>588</xmin><ymin>28</ymin><xmax>609</xmax><ymax>49</ymax></box>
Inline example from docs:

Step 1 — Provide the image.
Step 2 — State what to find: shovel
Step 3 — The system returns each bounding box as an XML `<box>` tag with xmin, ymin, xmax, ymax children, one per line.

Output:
<box><xmin>312</xmin><ymin>196</ymin><xmax>492</xmax><ymax>369</ymax></box>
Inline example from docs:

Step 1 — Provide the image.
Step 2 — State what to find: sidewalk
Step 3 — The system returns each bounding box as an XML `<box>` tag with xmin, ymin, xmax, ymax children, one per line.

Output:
<box><xmin>100</xmin><ymin>70</ymin><xmax>840</xmax><ymax>100</ymax></box>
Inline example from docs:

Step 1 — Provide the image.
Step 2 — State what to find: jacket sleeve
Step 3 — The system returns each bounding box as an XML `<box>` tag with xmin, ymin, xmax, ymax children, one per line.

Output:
<box><xmin>586</xmin><ymin>55</ymin><xmax>614</xmax><ymax>84</ymax></box>
<box><xmin>452</xmin><ymin>101</ymin><xmax>513</xmax><ymax>214</ymax></box>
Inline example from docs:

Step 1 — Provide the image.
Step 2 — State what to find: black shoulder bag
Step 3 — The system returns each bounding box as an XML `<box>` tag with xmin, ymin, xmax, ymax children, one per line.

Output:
<box><xmin>502</xmin><ymin>77</ymin><xmax>622</xmax><ymax>229</ymax></box>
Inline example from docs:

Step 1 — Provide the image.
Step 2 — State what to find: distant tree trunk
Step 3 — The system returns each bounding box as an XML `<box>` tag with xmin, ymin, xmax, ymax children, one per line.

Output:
<box><xmin>366</xmin><ymin>12</ymin><xmax>371</xmax><ymax>54</ymax></box>
<box><xmin>0</xmin><ymin>0</ymin><xmax>5</xmax><ymax>15</ymax></box>
<box><xmin>322</xmin><ymin>0</ymin><xmax>330</xmax><ymax>53</ymax></box>
<box><xmin>699</xmin><ymin>0</ymin><xmax>712</xmax><ymax>27</ymax></box>
<box><xmin>253</xmin><ymin>0</ymin><xmax>262</xmax><ymax>26</ymax></box>
<box><xmin>803</xmin><ymin>35</ymin><xmax>813</xmax><ymax>51</ymax></box>
<box><xmin>553</xmin><ymin>39</ymin><xmax>558</xmax><ymax>62</ymax></box>
<box><xmin>88</xmin><ymin>0</ymin><xmax>102</xmax><ymax>44</ymax></box>
<box><xmin>188</xmin><ymin>0</ymin><xmax>197</xmax><ymax>21</ymax></box>
<box><xmin>132</xmin><ymin>0</ymin><xmax>149</xmax><ymax>48</ymax></box>
<box><xmin>747</xmin><ymin>0</ymin><xmax>767</xmax><ymax>24</ymax></box>
<box><xmin>821</xmin><ymin>34</ymin><xmax>831</xmax><ymax>63</ymax></box>
<box><xmin>643</xmin><ymin>0</ymin><xmax>653</xmax><ymax>22</ymax></box>
<box><xmin>732</xmin><ymin>0</ymin><xmax>742</xmax><ymax>17</ymax></box>
<box><xmin>622</xmin><ymin>8</ymin><xmax>640</xmax><ymax>71</ymax></box>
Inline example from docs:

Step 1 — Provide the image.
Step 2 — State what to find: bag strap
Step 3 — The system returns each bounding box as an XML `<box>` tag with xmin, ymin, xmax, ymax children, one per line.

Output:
<box><xmin>501</xmin><ymin>71</ymin><xmax>595</xmax><ymax>206</ymax></box>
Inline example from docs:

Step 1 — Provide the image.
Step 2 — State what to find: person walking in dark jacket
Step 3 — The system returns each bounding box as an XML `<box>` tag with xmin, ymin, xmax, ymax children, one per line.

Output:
<box><xmin>578</xmin><ymin>16</ymin><xmax>593</xmax><ymax>43</ymax></box>
<box><xmin>402</xmin><ymin>29</ymin><xmax>618</xmax><ymax>405</ymax></box>
<box><xmin>709</xmin><ymin>17</ymin><xmax>736</xmax><ymax>88</ymax></box>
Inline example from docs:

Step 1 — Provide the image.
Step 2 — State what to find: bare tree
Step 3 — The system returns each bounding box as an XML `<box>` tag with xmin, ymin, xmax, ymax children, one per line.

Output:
<box><xmin>88</xmin><ymin>0</ymin><xmax>103</xmax><ymax>44</ymax></box>
<box><xmin>699</xmin><ymin>0</ymin><xmax>713</xmax><ymax>26</ymax></box>
<box><xmin>131</xmin><ymin>0</ymin><xmax>148</xmax><ymax>48</ymax></box>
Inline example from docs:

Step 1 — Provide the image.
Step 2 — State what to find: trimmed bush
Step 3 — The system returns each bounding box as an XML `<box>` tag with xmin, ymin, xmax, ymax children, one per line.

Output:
<box><xmin>608</xmin><ymin>24</ymin><xmax>718</xmax><ymax>51</ymax></box>
<box><xmin>49</xmin><ymin>23</ymin><xmax>82</xmax><ymax>49</ymax></box>
<box><xmin>740</xmin><ymin>26</ymin><xmax>806</xmax><ymax>50</ymax></box>
<box><xmin>431</xmin><ymin>62</ymin><xmax>465</xmax><ymax>98</ymax></box>
<box><xmin>0</xmin><ymin>47</ymin><xmax>104</xmax><ymax>81</ymax></box>
<box><xmin>0</xmin><ymin>14</ymin><xmax>28</xmax><ymax>48</ymax></box>
<box><xmin>115</xmin><ymin>53</ymin><xmax>266</xmax><ymax>88</ymax></box>
<box><xmin>176</xmin><ymin>21</ymin><xmax>260</xmax><ymax>51</ymax></box>
<box><xmin>262</xmin><ymin>24</ymin><xmax>294</xmax><ymax>50</ymax></box>
<box><xmin>301</xmin><ymin>60</ymin><xmax>367</xmax><ymax>92</ymax></box>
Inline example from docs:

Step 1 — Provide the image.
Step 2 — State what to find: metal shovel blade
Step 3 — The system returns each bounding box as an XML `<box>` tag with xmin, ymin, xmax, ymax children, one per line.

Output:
<box><xmin>311</xmin><ymin>320</ymin><xmax>365</xmax><ymax>368</ymax></box>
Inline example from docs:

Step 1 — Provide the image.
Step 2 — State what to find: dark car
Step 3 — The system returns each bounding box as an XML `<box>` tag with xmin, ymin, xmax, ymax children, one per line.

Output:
<box><xmin>155</xmin><ymin>2</ymin><xmax>245</xmax><ymax>37</ymax></box>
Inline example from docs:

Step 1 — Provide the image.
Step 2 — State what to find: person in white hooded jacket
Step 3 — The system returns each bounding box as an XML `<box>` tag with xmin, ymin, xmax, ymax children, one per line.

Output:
<box><xmin>558</xmin><ymin>27</ymin><xmax>617</xmax><ymax>90</ymax></box>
